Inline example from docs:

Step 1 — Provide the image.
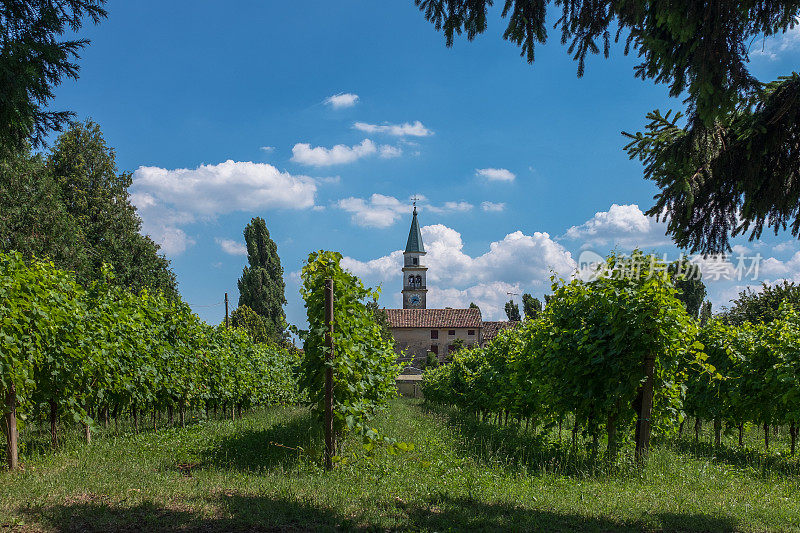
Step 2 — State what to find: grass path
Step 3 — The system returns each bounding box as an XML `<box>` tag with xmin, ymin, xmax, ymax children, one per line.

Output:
<box><xmin>1</xmin><ymin>399</ymin><xmax>800</xmax><ymax>531</ymax></box>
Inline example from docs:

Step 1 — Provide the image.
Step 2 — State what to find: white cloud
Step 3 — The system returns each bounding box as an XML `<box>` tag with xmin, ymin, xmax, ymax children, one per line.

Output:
<box><xmin>481</xmin><ymin>201</ymin><xmax>506</xmax><ymax>212</ymax></box>
<box><xmin>353</xmin><ymin>120</ymin><xmax>433</xmax><ymax>137</ymax></box>
<box><xmin>337</xmin><ymin>194</ymin><xmax>407</xmax><ymax>228</ymax></box>
<box><xmin>751</xmin><ymin>23</ymin><xmax>800</xmax><ymax>61</ymax></box>
<box><xmin>772</xmin><ymin>240</ymin><xmax>797</xmax><ymax>254</ymax></box>
<box><xmin>476</xmin><ymin>168</ymin><xmax>516</xmax><ymax>182</ymax></box>
<box><xmin>379</xmin><ymin>145</ymin><xmax>403</xmax><ymax>158</ymax></box>
<box><xmin>562</xmin><ymin>203</ymin><xmax>670</xmax><ymax>249</ymax></box>
<box><xmin>324</xmin><ymin>92</ymin><xmax>359</xmax><ymax>108</ymax></box>
<box><xmin>131</xmin><ymin>160</ymin><xmax>316</xmax><ymax>256</ymax></box>
<box><xmin>292</xmin><ymin>139</ymin><xmax>394</xmax><ymax>166</ymax></box>
<box><xmin>342</xmin><ymin>224</ymin><xmax>576</xmax><ymax>319</ymax></box>
<box><xmin>336</xmin><ymin>195</ymin><xmax>475</xmax><ymax>227</ymax></box>
<box><xmin>216</xmin><ymin>238</ymin><xmax>247</xmax><ymax>256</ymax></box>
<box><xmin>260</xmin><ymin>146</ymin><xmax>275</xmax><ymax>152</ymax></box>
<box><xmin>427</xmin><ymin>201</ymin><xmax>473</xmax><ymax>214</ymax></box>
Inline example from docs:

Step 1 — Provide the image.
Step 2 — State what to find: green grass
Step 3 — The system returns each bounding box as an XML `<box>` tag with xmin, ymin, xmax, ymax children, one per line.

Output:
<box><xmin>2</xmin><ymin>399</ymin><xmax>800</xmax><ymax>532</ymax></box>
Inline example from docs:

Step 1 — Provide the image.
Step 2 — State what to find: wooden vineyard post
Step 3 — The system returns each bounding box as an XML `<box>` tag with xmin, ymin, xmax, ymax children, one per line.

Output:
<box><xmin>635</xmin><ymin>353</ymin><xmax>656</xmax><ymax>462</ymax></box>
<box><xmin>4</xmin><ymin>385</ymin><xmax>18</xmax><ymax>470</ymax></box>
<box><xmin>324</xmin><ymin>278</ymin><xmax>335</xmax><ymax>470</ymax></box>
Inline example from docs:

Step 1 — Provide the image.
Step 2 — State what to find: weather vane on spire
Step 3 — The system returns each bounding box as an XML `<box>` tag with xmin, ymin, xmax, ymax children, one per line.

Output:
<box><xmin>411</xmin><ymin>195</ymin><xmax>419</xmax><ymax>209</ymax></box>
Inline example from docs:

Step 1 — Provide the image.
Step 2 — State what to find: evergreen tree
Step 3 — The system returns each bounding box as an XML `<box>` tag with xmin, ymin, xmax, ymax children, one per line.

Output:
<box><xmin>469</xmin><ymin>302</ymin><xmax>480</xmax><ymax>312</ymax></box>
<box><xmin>521</xmin><ymin>293</ymin><xmax>542</xmax><ymax>320</ymax></box>
<box><xmin>0</xmin><ymin>1</ymin><xmax>107</xmax><ymax>152</ymax></box>
<box><xmin>47</xmin><ymin>120</ymin><xmax>176</xmax><ymax>295</ymax></box>
<box><xmin>699</xmin><ymin>301</ymin><xmax>712</xmax><ymax>326</ymax></box>
<box><xmin>668</xmin><ymin>259</ymin><xmax>706</xmax><ymax>319</ymax></box>
<box><xmin>238</xmin><ymin>217</ymin><xmax>286</xmax><ymax>340</ymax></box>
<box><xmin>415</xmin><ymin>1</ymin><xmax>800</xmax><ymax>253</ymax></box>
<box><xmin>504</xmin><ymin>299</ymin><xmax>521</xmax><ymax>322</ymax></box>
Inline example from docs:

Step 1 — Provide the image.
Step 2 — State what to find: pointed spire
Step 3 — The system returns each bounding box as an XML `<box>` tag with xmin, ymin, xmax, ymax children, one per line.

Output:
<box><xmin>405</xmin><ymin>204</ymin><xmax>425</xmax><ymax>253</ymax></box>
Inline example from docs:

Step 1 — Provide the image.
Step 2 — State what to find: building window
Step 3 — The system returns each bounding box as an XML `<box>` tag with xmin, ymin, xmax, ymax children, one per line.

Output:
<box><xmin>448</xmin><ymin>330</ymin><xmax>455</xmax><ymax>336</ymax></box>
<box><xmin>412</xmin><ymin>257</ymin><xmax>418</xmax><ymax>265</ymax></box>
<box><xmin>408</xmin><ymin>275</ymin><xmax>415</xmax><ymax>287</ymax></box>
<box><xmin>415</xmin><ymin>275</ymin><xmax>422</xmax><ymax>286</ymax></box>
<box><xmin>468</xmin><ymin>329</ymin><xmax>475</xmax><ymax>336</ymax></box>
<box><xmin>430</xmin><ymin>345</ymin><xmax>438</xmax><ymax>355</ymax></box>
<box><xmin>431</xmin><ymin>330</ymin><xmax>438</xmax><ymax>339</ymax></box>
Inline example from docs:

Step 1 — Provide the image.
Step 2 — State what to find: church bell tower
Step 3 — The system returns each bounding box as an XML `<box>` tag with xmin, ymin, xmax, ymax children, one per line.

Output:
<box><xmin>402</xmin><ymin>204</ymin><xmax>427</xmax><ymax>309</ymax></box>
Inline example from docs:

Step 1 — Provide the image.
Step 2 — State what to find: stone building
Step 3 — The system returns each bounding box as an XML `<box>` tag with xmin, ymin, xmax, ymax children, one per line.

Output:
<box><xmin>385</xmin><ymin>206</ymin><xmax>518</xmax><ymax>368</ymax></box>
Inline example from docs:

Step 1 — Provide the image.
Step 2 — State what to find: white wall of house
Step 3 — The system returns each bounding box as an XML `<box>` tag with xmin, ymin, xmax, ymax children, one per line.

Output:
<box><xmin>391</xmin><ymin>326</ymin><xmax>480</xmax><ymax>366</ymax></box>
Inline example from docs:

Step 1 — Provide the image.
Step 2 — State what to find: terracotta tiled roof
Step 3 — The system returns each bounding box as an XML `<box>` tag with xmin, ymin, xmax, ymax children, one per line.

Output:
<box><xmin>385</xmin><ymin>308</ymin><xmax>482</xmax><ymax>328</ymax></box>
<box><xmin>482</xmin><ymin>321</ymin><xmax>520</xmax><ymax>343</ymax></box>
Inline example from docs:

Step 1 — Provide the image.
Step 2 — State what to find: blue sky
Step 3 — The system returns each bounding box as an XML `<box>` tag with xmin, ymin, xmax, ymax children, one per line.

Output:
<box><xmin>50</xmin><ymin>1</ymin><xmax>800</xmax><ymax>324</ymax></box>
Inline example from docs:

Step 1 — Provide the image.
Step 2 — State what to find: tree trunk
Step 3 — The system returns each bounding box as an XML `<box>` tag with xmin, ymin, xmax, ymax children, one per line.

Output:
<box><xmin>4</xmin><ymin>386</ymin><xmax>19</xmax><ymax>470</ymax></box>
<box><xmin>168</xmin><ymin>405</ymin><xmax>174</xmax><ymax>425</ymax></box>
<box><xmin>791</xmin><ymin>422</ymin><xmax>797</xmax><ymax>456</ymax></box>
<box><xmin>679</xmin><ymin>419</ymin><xmax>685</xmax><ymax>437</ymax></box>
<box><xmin>103</xmin><ymin>406</ymin><xmax>109</xmax><ymax>428</ymax></box>
<box><xmin>49</xmin><ymin>400</ymin><xmax>58</xmax><ymax>448</ymax></box>
<box><xmin>738</xmin><ymin>423</ymin><xmax>744</xmax><ymax>447</ymax></box>
<box><xmin>237</xmin><ymin>404</ymin><xmax>242</xmax><ymax>420</ymax></box>
<box><xmin>764</xmin><ymin>422</ymin><xmax>769</xmax><ymax>450</ymax></box>
<box><xmin>635</xmin><ymin>354</ymin><xmax>656</xmax><ymax>462</ymax></box>
<box><xmin>606</xmin><ymin>412</ymin><xmax>618</xmax><ymax>461</ymax></box>
<box><xmin>695</xmin><ymin>418</ymin><xmax>701</xmax><ymax>441</ymax></box>
<box><xmin>572</xmin><ymin>419</ymin><xmax>579</xmax><ymax>448</ymax></box>
<box><xmin>714</xmin><ymin>418</ymin><xmax>722</xmax><ymax>447</ymax></box>
<box><xmin>133</xmin><ymin>405</ymin><xmax>139</xmax><ymax>434</ymax></box>
<box><xmin>180</xmin><ymin>404</ymin><xmax>185</xmax><ymax>428</ymax></box>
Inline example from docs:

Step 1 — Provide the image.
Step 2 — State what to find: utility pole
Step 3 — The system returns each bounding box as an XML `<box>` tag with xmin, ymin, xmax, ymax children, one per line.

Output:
<box><xmin>324</xmin><ymin>278</ymin><xmax>334</xmax><ymax>470</ymax></box>
<box><xmin>224</xmin><ymin>293</ymin><xmax>229</xmax><ymax>329</ymax></box>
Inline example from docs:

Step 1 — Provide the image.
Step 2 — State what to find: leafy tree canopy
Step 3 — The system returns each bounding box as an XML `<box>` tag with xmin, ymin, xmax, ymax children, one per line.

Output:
<box><xmin>45</xmin><ymin>120</ymin><xmax>176</xmax><ymax>295</ymax></box>
<box><xmin>504</xmin><ymin>299</ymin><xmax>521</xmax><ymax>321</ymax></box>
<box><xmin>0</xmin><ymin>0</ymin><xmax>107</xmax><ymax>152</ymax></box>
<box><xmin>0</xmin><ymin>121</ymin><xmax>176</xmax><ymax>296</ymax></box>
<box><xmin>721</xmin><ymin>281</ymin><xmax>800</xmax><ymax>326</ymax></box>
<box><xmin>521</xmin><ymin>293</ymin><xmax>542</xmax><ymax>320</ymax></box>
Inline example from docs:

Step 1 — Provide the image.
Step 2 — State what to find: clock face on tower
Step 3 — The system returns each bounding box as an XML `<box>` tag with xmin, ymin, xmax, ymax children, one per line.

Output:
<box><xmin>410</xmin><ymin>294</ymin><xmax>421</xmax><ymax>307</ymax></box>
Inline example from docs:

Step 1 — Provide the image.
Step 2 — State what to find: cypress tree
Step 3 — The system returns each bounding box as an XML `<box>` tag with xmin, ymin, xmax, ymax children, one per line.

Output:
<box><xmin>238</xmin><ymin>217</ymin><xmax>286</xmax><ymax>340</ymax></box>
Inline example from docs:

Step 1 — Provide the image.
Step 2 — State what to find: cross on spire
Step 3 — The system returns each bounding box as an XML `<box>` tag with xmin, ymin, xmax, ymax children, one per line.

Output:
<box><xmin>411</xmin><ymin>195</ymin><xmax>419</xmax><ymax>213</ymax></box>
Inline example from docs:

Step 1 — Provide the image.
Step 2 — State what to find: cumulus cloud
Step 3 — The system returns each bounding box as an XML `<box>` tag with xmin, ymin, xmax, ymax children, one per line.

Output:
<box><xmin>131</xmin><ymin>160</ymin><xmax>316</xmax><ymax>256</ymax></box>
<box><xmin>337</xmin><ymin>194</ymin><xmax>407</xmax><ymax>228</ymax></box>
<box><xmin>476</xmin><ymin>168</ymin><xmax>516</xmax><ymax>182</ymax></box>
<box><xmin>562</xmin><ymin>203</ymin><xmax>670</xmax><ymax>249</ymax></box>
<box><xmin>324</xmin><ymin>92</ymin><xmax>359</xmax><ymax>108</ymax></box>
<box><xmin>481</xmin><ymin>201</ymin><xmax>506</xmax><ymax>212</ymax></box>
<box><xmin>353</xmin><ymin>120</ymin><xmax>433</xmax><ymax>137</ymax></box>
<box><xmin>291</xmin><ymin>139</ymin><xmax>377</xmax><ymax>166</ymax></box>
<box><xmin>342</xmin><ymin>224</ymin><xmax>576</xmax><ymax>319</ymax></box>
<box><xmin>216</xmin><ymin>238</ymin><xmax>247</xmax><ymax>256</ymax></box>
